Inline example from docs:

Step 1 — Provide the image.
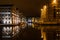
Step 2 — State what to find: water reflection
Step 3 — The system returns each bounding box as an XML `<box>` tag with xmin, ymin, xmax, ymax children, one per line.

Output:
<box><xmin>2</xmin><ymin>26</ymin><xmax>20</xmax><ymax>38</ymax></box>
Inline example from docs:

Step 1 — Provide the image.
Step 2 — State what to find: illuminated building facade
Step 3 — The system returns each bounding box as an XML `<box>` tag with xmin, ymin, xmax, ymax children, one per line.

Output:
<box><xmin>40</xmin><ymin>0</ymin><xmax>60</xmax><ymax>40</ymax></box>
<box><xmin>0</xmin><ymin>5</ymin><xmax>12</xmax><ymax>24</ymax></box>
<box><xmin>46</xmin><ymin>0</ymin><xmax>60</xmax><ymax>22</ymax></box>
<box><xmin>0</xmin><ymin>5</ymin><xmax>20</xmax><ymax>38</ymax></box>
<box><xmin>26</xmin><ymin>17</ymin><xmax>40</xmax><ymax>28</ymax></box>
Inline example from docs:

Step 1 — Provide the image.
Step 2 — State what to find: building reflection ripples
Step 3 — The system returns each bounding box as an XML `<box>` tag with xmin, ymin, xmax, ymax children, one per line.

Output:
<box><xmin>2</xmin><ymin>26</ymin><xmax>20</xmax><ymax>39</ymax></box>
<box><xmin>2</xmin><ymin>23</ymin><xmax>41</xmax><ymax>40</ymax></box>
<box><xmin>2</xmin><ymin>24</ymin><xmax>60</xmax><ymax>40</ymax></box>
<box><xmin>12</xmin><ymin>26</ymin><xmax>41</xmax><ymax>40</ymax></box>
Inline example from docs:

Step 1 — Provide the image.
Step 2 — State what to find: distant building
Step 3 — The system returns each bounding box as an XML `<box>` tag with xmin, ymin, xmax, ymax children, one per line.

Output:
<box><xmin>0</xmin><ymin>5</ymin><xmax>20</xmax><ymax>38</ymax></box>
<box><xmin>40</xmin><ymin>0</ymin><xmax>60</xmax><ymax>22</ymax></box>
<box><xmin>0</xmin><ymin>5</ymin><xmax>12</xmax><ymax>24</ymax></box>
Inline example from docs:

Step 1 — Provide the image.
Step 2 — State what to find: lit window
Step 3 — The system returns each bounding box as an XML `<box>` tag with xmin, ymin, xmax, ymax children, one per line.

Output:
<box><xmin>32</xmin><ymin>17</ymin><xmax>35</xmax><ymax>22</ymax></box>
<box><xmin>3</xmin><ymin>20</ymin><xmax>7</xmax><ymax>24</ymax></box>
<box><xmin>28</xmin><ymin>19</ymin><xmax>32</xmax><ymax>22</ymax></box>
<box><xmin>35</xmin><ymin>19</ymin><xmax>38</xmax><ymax>22</ymax></box>
<box><xmin>7</xmin><ymin>20</ymin><xmax>10</xmax><ymax>24</ymax></box>
<box><xmin>57</xmin><ymin>12</ymin><xmax>58</xmax><ymax>14</ymax></box>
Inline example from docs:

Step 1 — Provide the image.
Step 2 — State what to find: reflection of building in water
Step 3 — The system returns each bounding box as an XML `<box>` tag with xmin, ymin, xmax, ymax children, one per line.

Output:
<box><xmin>0</xmin><ymin>5</ymin><xmax>20</xmax><ymax>38</ymax></box>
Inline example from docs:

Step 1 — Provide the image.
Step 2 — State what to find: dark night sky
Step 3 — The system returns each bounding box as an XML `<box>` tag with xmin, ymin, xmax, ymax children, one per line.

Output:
<box><xmin>0</xmin><ymin>0</ymin><xmax>51</xmax><ymax>17</ymax></box>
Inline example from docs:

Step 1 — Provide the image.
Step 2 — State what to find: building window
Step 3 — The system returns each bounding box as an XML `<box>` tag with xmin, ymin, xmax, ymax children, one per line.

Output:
<box><xmin>8</xmin><ymin>18</ymin><xmax>10</xmax><ymax>20</ymax></box>
<box><xmin>8</xmin><ymin>10</ymin><xmax>11</xmax><ymax>12</ymax></box>
<box><xmin>2</xmin><ymin>18</ymin><xmax>4</xmax><ymax>20</ymax></box>
<box><xmin>3</xmin><ymin>20</ymin><xmax>7</xmax><ymax>24</ymax></box>
<box><xmin>6</xmin><ymin>18</ymin><xmax>7</xmax><ymax>20</ymax></box>
<box><xmin>6</xmin><ymin>21</ymin><xmax>7</xmax><ymax>24</ymax></box>
<box><xmin>28</xmin><ymin>18</ymin><xmax>32</xmax><ymax>23</ymax></box>
<box><xmin>5</xmin><ymin>14</ymin><xmax>7</xmax><ymax>16</ymax></box>
<box><xmin>8</xmin><ymin>14</ymin><xmax>10</xmax><ymax>16</ymax></box>
<box><xmin>8</xmin><ymin>21</ymin><xmax>10</xmax><ymax>24</ymax></box>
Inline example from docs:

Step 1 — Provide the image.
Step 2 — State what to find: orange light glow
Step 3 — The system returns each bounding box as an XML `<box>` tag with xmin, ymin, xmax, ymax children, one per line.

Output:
<box><xmin>43</xmin><ymin>5</ymin><xmax>47</xmax><ymax>9</ymax></box>
<box><xmin>53</xmin><ymin>0</ymin><xmax>56</xmax><ymax>4</ymax></box>
<box><xmin>52</xmin><ymin>0</ymin><xmax>57</xmax><ymax>6</ymax></box>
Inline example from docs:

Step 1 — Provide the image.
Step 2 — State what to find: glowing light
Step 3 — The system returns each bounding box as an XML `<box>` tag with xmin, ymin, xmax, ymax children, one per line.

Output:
<box><xmin>3</xmin><ymin>20</ymin><xmax>6</xmax><ymax>24</ymax></box>
<box><xmin>43</xmin><ymin>5</ymin><xmax>47</xmax><ymax>10</ymax></box>
<box><xmin>41</xmin><ymin>5</ymin><xmax>47</xmax><ymax>19</ymax></box>
<box><xmin>41</xmin><ymin>9</ymin><xmax>43</xmax><ymax>11</ymax></box>
<box><xmin>10</xmin><ymin>27</ymin><xmax>12</xmax><ymax>30</ymax></box>
<box><xmin>3</xmin><ymin>27</ymin><xmax>6</xmax><ymax>31</ymax></box>
<box><xmin>52</xmin><ymin>0</ymin><xmax>57</xmax><ymax>6</ymax></box>
<box><xmin>7</xmin><ymin>27</ymin><xmax>9</xmax><ymax>31</ymax></box>
<box><xmin>53</xmin><ymin>0</ymin><xmax>56</xmax><ymax>4</ymax></box>
<box><xmin>32</xmin><ymin>17</ymin><xmax>35</xmax><ymax>22</ymax></box>
<box><xmin>32</xmin><ymin>24</ymin><xmax>34</xmax><ymax>28</ymax></box>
